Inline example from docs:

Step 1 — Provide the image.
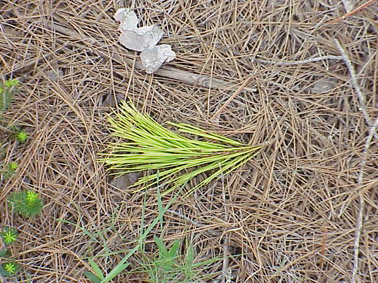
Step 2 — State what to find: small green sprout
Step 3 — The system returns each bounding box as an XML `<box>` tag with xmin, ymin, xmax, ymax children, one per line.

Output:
<box><xmin>1</xmin><ymin>227</ymin><xmax>18</xmax><ymax>245</ymax></box>
<box><xmin>25</xmin><ymin>191</ymin><xmax>38</xmax><ymax>204</ymax></box>
<box><xmin>1</xmin><ymin>162</ymin><xmax>18</xmax><ymax>180</ymax></box>
<box><xmin>4</xmin><ymin>79</ymin><xmax>20</xmax><ymax>88</ymax></box>
<box><xmin>9</xmin><ymin>162</ymin><xmax>18</xmax><ymax>171</ymax></box>
<box><xmin>1</xmin><ymin>79</ymin><xmax>20</xmax><ymax>113</ymax></box>
<box><xmin>8</xmin><ymin>190</ymin><xmax>44</xmax><ymax>217</ymax></box>
<box><xmin>15</xmin><ymin>130</ymin><xmax>28</xmax><ymax>143</ymax></box>
<box><xmin>139</xmin><ymin>237</ymin><xmax>220</xmax><ymax>282</ymax></box>
<box><xmin>2</xmin><ymin>262</ymin><xmax>19</xmax><ymax>276</ymax></box>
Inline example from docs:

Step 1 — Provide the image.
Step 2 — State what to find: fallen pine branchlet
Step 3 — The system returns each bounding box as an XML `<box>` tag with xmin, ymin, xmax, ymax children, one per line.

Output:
<box><xmin>100</xmin><ymin>101</ymin><xmax>262</xmax><ymax>195</ymax></box>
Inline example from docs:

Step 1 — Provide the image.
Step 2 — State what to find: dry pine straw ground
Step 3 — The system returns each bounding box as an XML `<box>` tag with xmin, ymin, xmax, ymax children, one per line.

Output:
<box><xmin>0</xmin><ymin>1</ymin><xmax>377</xmax><ymax>282</ymax></box>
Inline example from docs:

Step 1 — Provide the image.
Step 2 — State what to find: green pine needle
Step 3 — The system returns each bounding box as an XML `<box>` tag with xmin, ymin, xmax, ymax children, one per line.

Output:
<box><xmin>100</xmin><ymin>101</ymin><xmax>261</xmax><ymax>195</ymax></box>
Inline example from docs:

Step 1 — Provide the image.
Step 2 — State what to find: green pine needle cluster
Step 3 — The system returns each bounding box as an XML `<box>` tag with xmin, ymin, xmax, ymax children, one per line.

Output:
<box><xmin>101</xmin><ymin>101</ymin><xmax>261</xmax><ymax>195</ymax></box>
<box><xmin>8</xmin><ymin>190</ymin><xmax>43</xmax><ymax>218</ymax></box>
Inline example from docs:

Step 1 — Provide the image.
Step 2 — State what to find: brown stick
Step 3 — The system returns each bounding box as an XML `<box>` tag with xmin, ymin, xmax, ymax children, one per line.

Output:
<box><xmin>210</xmin><ymin>76</ymin><xmax>254</xmax><ymax>121</ymax></box>
<box><xmin>325</xmin><ymin>0</ymin><xmax>377</xmax><ymax>25</ymax></box>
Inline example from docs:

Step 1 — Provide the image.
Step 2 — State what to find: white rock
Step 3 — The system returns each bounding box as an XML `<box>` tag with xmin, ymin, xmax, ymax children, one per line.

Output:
<box><xmin>118</xmin><ymin>26</ymin><xmax>163</xmax><ymax>52</ymax></box>
<box><xmin>114</xmin><ymin>8</ymin><xmax>138</xmax><ymax>31</ymax></box>
<box><xmin>114</xmin><ymin>8</ymin><xmax>175</xmax><ymax>73</ymax></box>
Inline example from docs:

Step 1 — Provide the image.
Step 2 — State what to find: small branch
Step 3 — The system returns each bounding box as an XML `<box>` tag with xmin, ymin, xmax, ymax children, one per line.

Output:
<box><xmin>326</xmin><ymin>0</ymin><xmax>377</xmax><ymax>25</ymax></box>
<box><xmin>352</xmin><ymin>116</ymin><xmax>378</xmax><ymax>283</ymax></box>
<box><xmin>334</xmin><ymin>39</ymin><xmax>378</xmax><ymax>140</ymax></box>
<box><xmin>210</xmin><ymin>76</ymin><xmax>254</xmax><ymax>121</ymax></box>
<box><xmin>352</xmin><ymin>195</ymin><xmax>364</xmax><ymax>283</ymax></box>
<box><xmin>221</xmin><ymin>235</ymin><xmax>230</xmax><ymax>283</ymax></box>
<box><xmin>252</xmin><ymin>55</ymin><xmax>343</xmax><ymax>66</ymax></box>
<box><xmin>334</xmin><ymin>36</ymin><xmax>378</xmax><ymax>281</ymax></box>
<box><xmin>221</xmin><ymin>176</ymin><xmax>231</xmax><ymax>283</ymax></box>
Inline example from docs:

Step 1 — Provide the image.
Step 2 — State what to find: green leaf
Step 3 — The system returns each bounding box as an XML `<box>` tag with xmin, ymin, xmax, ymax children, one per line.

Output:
<box><xmin>0</xmin><ymin>80</ymin><xmax>19</xmax><ymax>114</ymax></box>
<box><xmin>0</xmin><ymin>262</ymin><xmax>19</xmax><ymax>276</ymax></box>
<box><xmin>101</xmin><ymin>263</ymin><xmax>129</xmax><ymax>283</ymax></box>
<box><xmin>168</xmin><ymin>240</ymin><xmax>180</xmax><ymax>258</ymax></box>
<box><xmin>185</xmin><ymin>245</ymin><xmax>195</xmax><ymax>267</ymax></box>
<box><xmin>88</xmin><ymin>258</ymin><xmax>104</xmax><ymax>280</ymax></box>
<box><xmin>154</xmin><ymin>236</ymin><xmax>168</xmax><ymax>258</ymax></box>
<box><xmin>84</xmin><ymin>271</ymin><xmax>102</xmax><ymax>283</ymax></box>
<box><xmin>1</xmin><ymin>227</ymin><xmax>18</xmax><ymax>245</ymax></box>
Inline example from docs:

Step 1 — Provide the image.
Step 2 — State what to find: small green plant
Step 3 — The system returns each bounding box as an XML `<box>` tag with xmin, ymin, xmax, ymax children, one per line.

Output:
<box><xmin>1</xmin><ymin>227</ymin><xmax>18</xmax><ymax>245</ymax></box>
<box><xmin>101</xmin><ymin>101</ymin><xmax>262</xmax><ymax>195</ymax></box>
<box><xmin>139</xmin><ymin>236</ymin><xmax>219</xmax><ymax>283</ymax></box>
<box><xmin>0</xmin><ymin>190</ymin><xmax>42</xmax><ymax>278</ymax></box>
<box><xmin>84</xmin><ymin>188</ymin><xmax>182</xmax><ymax>283</ymax></box>
<box><xmin>8</xmin><ymin>190</ymin><xmax>44</xmax><ymax>217</ymax></box>
<box><xmin>0</xmin><ymin>79</ymin><xmax>32</xmax><ymax>279</ymax></box>
<box><xmin>8</xmin><ymin>161</ymin><xmax>18</xmax><ymax>171</ymax></box>
<box><xmin>0</xmin><ymin>261</ymin><xmax>19</xmax><ymax>277</ymax></box>
<box><xmin>15</xmin><ymin>130</ymin><xmax>28</xmax><ymax>143</ymax></box>
<box><xmin>0</xmin><ymin>79</ymin><xmax>19</xmax><ymax>114</ymax></box>
<box><xmin>83</xmin><ymin>186</ymin><xmax>220</xmax><ymax>283</ymax></box>
<box><xmin>0</xmin><ymin>248</ymin><xmax>19</xmax><ymax>277</ymax></box>
<box><xmin>1</xmin><ymin>161</ymin><xmax>18</xmax><ymax>180</ymax></box>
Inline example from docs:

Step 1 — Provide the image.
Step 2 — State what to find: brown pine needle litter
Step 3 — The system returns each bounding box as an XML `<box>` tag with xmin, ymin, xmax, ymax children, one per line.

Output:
<box><xmin>100</xmin><ymin>101</ymin><xmax>262</xmax><ymax>196</ymax></box>
<box><xmin>1</xmin><ymin>0</ymin><xmax>377</xmax><ymax>282</ymax></box>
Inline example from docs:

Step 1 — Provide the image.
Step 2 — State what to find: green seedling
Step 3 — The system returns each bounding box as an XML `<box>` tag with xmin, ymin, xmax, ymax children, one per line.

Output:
<box><xmin>1</xmin><ymin>161</ymin><xmax>18</xmax><ymax>180</ymax></box>
<box><xmin>100</xmin><ymin>101</ymin><xmax>262</xmax><ymax>195</ymax></box>
<box><xmin>0</xmin><ymin>79</ymin><xmax>19</xmax><ymax>114</ymax></box>
<box><xmin>8</xmin><ymin>190</ymin><xmax>44</xmax><ymax>218</ymax></box>
<box><xmin>1</xmin><ymin>227</ymin><xmax>18</xmax><ymax>245</ymax></box>
<box><xmin>8</xmin><ymin>161</ymin><xmax>18</xmax><ymax>171</ymax></box>
<box><xmin>139</xmin><ymin>236</ymin><xmax>220</xmax><ymax>283</ymax></box>
<box><xmin>84</xmin><ymin>187</ymin><xmax>182</xmax><ymax>283</ymax></box>
<box><xmin>15</xmin><ymin>130</ymin><xmax>28</xmax><ymax>143</ymax></box>
<box><xmin>0</xmin><ymin>261</ymin><xmax>19</xmax><ymax>277</ymax></box>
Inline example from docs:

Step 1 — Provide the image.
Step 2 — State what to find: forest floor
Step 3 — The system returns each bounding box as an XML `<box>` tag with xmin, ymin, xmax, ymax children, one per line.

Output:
<box><xmin>1</xmin><ymin>1</ymin><xmax>377</xmax><ymax>282</ymax></box>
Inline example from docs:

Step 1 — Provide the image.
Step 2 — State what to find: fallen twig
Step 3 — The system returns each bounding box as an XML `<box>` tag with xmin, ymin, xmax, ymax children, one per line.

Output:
<box><xmin>352</xmin><ymin>116</ymin><xmax>378</xmax><ymax>283</ymax></box>
<box><xmin>334</xmin><ymin>39</ymin><xmax>378</xmax><ymax>140</ymax></box>
<box><xmin>252</xmin><ymin>55</ymin><xmax>343</xmax><ymax>66</ymax></box>
<box><xmin>333</xmin><ymin>37</ymin><xmax>378</xmax><ymax>281</ymax></box>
